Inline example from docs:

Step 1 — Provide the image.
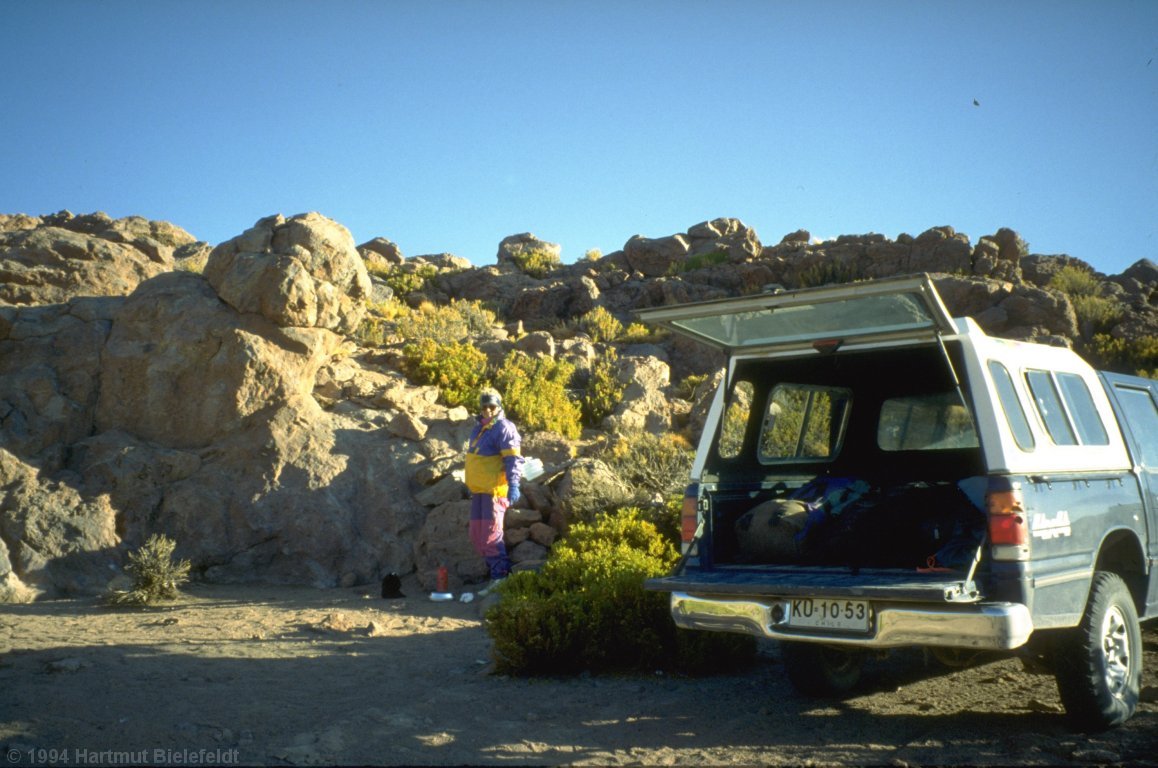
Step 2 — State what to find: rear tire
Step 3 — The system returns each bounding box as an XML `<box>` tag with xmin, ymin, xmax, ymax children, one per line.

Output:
<box><xmin>782</xmin><ymin>642</ymin><xmax>864</xmax><ymax>696</ymax></box>
<box><xmin>1053</xmin><ymin>571</ymin><xmax>1142</xmax><ymax>731</ymax></box>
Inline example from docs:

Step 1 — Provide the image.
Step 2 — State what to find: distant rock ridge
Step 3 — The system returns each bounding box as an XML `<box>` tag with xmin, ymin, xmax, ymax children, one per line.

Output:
<box><xmin>1</xmin><ymin>210</ymin><xmax>1155</xmax><ymax>601</ymax></box>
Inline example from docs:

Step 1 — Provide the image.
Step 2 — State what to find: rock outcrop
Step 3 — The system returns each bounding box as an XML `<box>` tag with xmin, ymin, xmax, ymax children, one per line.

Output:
<box><xmin>1</xmin><ymin>209</ymin><xmax>1155</xmax><ymax>601</ymax></box>
<box><xmin>0</xmin><ymin>211</ymin><xmax>199</xmax><ymax>306</ymax></box>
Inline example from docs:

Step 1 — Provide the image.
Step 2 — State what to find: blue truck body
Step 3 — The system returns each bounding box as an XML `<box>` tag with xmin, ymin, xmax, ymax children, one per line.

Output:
<box><xmin>639</xmin><ymin>275</ymin><xmax>1156</xmax><ymax>729</ymax></box>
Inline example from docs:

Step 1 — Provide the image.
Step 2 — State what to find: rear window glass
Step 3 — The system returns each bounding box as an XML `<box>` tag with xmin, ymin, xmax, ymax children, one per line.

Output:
<box><xmin>758</xmin><ymin>384</ymin><xmax>851</xmax><ymax>463</ymax></box>
<box><xmin>989</xmin><ymin>361</ymin><xmax>1034</xmax><ymax>450</ymax></box>
<box><xmin>878</xmin><ymin>391</ymin><xmax>979</xmax><ymax>451</ymax></box>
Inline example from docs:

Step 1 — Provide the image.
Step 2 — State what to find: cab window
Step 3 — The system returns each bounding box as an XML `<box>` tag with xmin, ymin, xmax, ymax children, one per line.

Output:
<box><xmin>758</xmin><ymin>384</ymin><xmax>851</xmax><ymax>462</ymax></box>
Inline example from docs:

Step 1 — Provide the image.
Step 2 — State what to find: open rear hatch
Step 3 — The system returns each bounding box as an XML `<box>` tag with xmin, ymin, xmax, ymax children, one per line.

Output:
<box><xmin>634</xmin><ymin>273</ymin><xmax>957</xmax><ymax>356</ymax></box>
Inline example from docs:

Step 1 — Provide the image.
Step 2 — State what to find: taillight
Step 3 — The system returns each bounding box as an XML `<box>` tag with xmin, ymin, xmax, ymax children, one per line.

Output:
<box><xmin>986</xmin><ymin>478</ymin><xmax>1029</xmax><ymax>559</ymax></box>
<box><xmin>681</xmin><ymin>487</ymin><xmax>699</xmax><ymax>545</ymax></box>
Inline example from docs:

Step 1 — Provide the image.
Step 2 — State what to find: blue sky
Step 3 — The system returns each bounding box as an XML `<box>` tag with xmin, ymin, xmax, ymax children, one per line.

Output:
<box><xmin>3</xmin><ymin>1</ymin><xmax>1155</xmax><ymax>274</ymax></box>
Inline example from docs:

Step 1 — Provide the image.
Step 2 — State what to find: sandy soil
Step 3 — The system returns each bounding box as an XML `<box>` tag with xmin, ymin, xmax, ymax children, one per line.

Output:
<box><xmin>2</xmin><ymin>578</ymin><xmax>1156</xmax><ymax>767</ymax></box>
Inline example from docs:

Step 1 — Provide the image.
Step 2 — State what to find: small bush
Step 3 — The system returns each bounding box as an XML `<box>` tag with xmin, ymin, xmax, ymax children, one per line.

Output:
<box><xmin>108</xmin><ymin>534</ymin><xmax>191</xmax><ymax>606</ymax></box>
<box><xmin>580</xmin><ymin>306</ymin><xmax>624</xmax><ymax>343</ymax></box>
<box><xmin>383</xmin><ymin>264</ymin><xmax>438</xmax><ymax>298</ymax></box>
<box><xmin>676</xmin><ymin>249</ymin><xmax>729</xmax><ymax>273</ymax></box>
<box><xmin>583</xmin><ymin>248</ymin><xmax>603</xmax><ymax>262</ymax></box>
<box><xmin>494</xmin><ymin>351</ymin><xmax>582</xmax><ymax>438</ymax></box>
<box><xmin>797</xmin><ymin>261</ymin><xmax>863</xmax><ymax>288</ymax></box>
<box><xmin>1048</xmin><ymin>265</ymin><xmax>1101</xmax><ymax>297</ymax></box>
<box><xmin>1049</xmin><ymin>266</ymin><xmax>1123</xmax><ymax>335</ymax></box>
<box><xmin>1071</xmin><ymin>294</ymin><xmax>1124</xmax><ymax>334</ymax></box>
<box><xmin>402</xmin><ymin>338</ymin><xmax>489</xmax><ymax>407</ymax></box>
<box><xmin>512</xmin><ymin>249</ymin><xmax>561</xmax><ymax>279</ymax></box>
<box><xmin>675</xmin><ymin>373</ymin><xmax>710</xmax><ymax>401</ymax></box>
<box><xmin>487</xmin><ymin>507</ymin><xmax>755</xmax><ymax>675</ymax></box>
<box><xmin>598</xmin><ymin>430</ymin><xmax>695</xmax><ymax>502</ymax></box>
<box><xmin>581</xmin><ymin>348</ymin><xmax>625</xmax><ymax>426</ymax></box>
<box><xmin>619</xmin><ymin>322</ymin><xmax>656</xmax><ymax>343</ymax></box>
<box><xmin>396</xmin><ymin>300</ymin><xmax>496</xmax><ymax>346</ymax></box>
<box><xmin>1088</xmin><ymin>334</ymin><xmax>1158</xmax><ymax>378</ymax></box>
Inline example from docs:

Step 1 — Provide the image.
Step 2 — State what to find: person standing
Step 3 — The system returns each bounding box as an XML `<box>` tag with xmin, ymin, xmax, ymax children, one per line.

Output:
<box><xmin>465</xmin><ymin>390</ymin><xmax>522</xmax><ymax>586</ymax></box>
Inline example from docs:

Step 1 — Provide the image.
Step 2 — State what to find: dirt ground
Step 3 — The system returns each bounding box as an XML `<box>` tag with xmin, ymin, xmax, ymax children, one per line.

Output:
<box><xmin>2</xmin><ymin>578</ymin><xmax>1156</xmax><ymax>767</ymax></box>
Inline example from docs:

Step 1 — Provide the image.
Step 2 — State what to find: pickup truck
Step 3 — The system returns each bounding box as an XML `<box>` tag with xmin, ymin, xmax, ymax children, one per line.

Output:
<box><xmin>639</xmin><ymin>274</ymin><xmax>1156</xmax><ymax>730</ymax></box>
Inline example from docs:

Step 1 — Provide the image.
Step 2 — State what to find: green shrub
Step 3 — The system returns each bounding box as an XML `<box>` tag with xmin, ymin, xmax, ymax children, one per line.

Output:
<box><xmin>383</xmin><ymin>264</ymin><xmax>438</xmax><ymax>297</ymax></box>
<box><xmin>107</xmin><ymin>534</ymin><xmax>191</xmax><ymax>606</ymax></box>
<box><xmin>1088</xmin><ymin>334</ymin><xmax>1158</xmax><ymax>378</ymax></box>
<box><xmin>598</xmin><ymin>430</ymin><xmax>695</xmax><ymax>502</ymax></box>
<box><xmin>1049</xmin><ymin>266</ymin><xmax>1123</xmax><ymax>335</ymax></box>
<box><xmin>354</xmin><ymin>299</ymin><xmax>410</xmax><ymax>348</ymax></box>
<box><xmin>512</xmin><ymin>249</ymin><xmax>561</xmax><ymax>279</ymax></box>
<box><xmin>494</xmin><ymin>351</ymin><xmax>582</xmax><ymax>438</ymax></box>
<box><xmin>402</xmin><ymin>338</ymin><xmax>490</xmax><ymax>407</ymax></box>
<box><xmin>581</xmin><ymin>348</ymin><xmax>625</xmax><ymax>426</ymax></box>
<box><xmin>580</xmin><ymin>306</ymin><xmax>624</xmax><ymax>343</ymax></box>
<box><xmin>1048</xmin><ymin>265</ymin><xmax>1101</xmax><ymax>297</ymax></box>
<box><xmin>1071</xmin><ymin>294</ymin><xmax>1124</xmax><ymax>334</ymax></box>
<box><xmin>620</xmin><ymin>322</ymin><xmax>656</xmax><ymax>343</ymax></box>
<box><xmin>796</xmin><ymin>261</ymin><xmax>863</xmax><ymax>288</ymax></box>
<box><xmin>676</xmin><ymin>249</ymin><xmax>730</xmax><ymax>273</ymax></box>
<box><xmin>487</xmin><ymin>507</ymin><xmax>755</xmax><ymax>674</ymax></box>
<box><xmin>396</xmin><ymin>299</ymin><xmax>496</xmax><ymax>346</ymax></box>
<box><xmin>583</xmin><ymin>248</ymin><xmax>603</xmax><ymax>262</ymax></box>
<box><xmin>355</xmin><ymin>316</ymin><xmax>388</xmax><ymax>347</ymax></box>
<box><xmin>675</xmin><ymin>373</ymin><xmax>710</xmax><ymax>401</ymax></box>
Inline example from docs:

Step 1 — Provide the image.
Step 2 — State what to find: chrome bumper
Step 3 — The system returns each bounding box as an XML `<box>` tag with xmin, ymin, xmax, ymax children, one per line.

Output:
<box><xmin>670</xmin><ymin>592</ymin><xmax>1034</xmax><ymax>650</ymax></box>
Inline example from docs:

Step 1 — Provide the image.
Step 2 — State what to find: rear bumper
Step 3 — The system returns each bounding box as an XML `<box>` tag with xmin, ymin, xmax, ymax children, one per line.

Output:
<box><xmin>670</xmin><ymin>592</ymin><xmax>1034</xmax><ymax>650</ymax></box>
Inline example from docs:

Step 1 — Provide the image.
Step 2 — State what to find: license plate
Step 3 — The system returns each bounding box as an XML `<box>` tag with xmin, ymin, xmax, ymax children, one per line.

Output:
<box><xmin>787</xmin><ymin>597</ymin><xmax>871</xmax><ymax>632</ymax></box>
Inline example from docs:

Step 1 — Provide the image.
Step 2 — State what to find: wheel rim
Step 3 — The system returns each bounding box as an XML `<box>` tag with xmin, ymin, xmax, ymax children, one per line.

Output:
<box><xmin>1099</xmin><ymin>605</ymin><xmax>1132</xmax><ymax>699</ymax></box>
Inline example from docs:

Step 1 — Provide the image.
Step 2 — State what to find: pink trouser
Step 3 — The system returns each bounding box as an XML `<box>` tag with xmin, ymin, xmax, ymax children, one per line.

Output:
<box><xmin>469</xmin><ymin>493</ymin><xmax>511</xmax><ymax>579</ymax></box>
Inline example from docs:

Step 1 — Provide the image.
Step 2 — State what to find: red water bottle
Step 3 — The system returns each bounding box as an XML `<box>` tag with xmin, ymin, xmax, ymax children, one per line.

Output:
<box><xmin>436</xmin><ymin>566</ymin><xmax>449</xmax><ymax>593</ymax></box>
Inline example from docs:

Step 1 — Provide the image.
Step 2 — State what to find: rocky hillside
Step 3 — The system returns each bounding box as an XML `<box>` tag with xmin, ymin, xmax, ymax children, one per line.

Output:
<box><xmin>1</xmin><ymin>211</ymin><xmax>1155</xmax><ymax>602</ymax></box>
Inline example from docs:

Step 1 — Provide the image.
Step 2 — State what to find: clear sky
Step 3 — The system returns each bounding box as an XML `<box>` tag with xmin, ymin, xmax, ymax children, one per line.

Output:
<box><xmin>3</xmin><ymin>1</ymin><xmax>1155</xmax><ymax>274</ymax></box>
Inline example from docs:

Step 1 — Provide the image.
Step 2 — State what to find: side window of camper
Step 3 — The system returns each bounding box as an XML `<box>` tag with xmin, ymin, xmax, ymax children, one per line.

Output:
<box><xmin>989</xmin><ymin>360</ymin><xmax>1035</xmax><ymax>450</ymax></box>
<box><xmin>717</xmin><ymin>380</ymin><xmax>754</xmax><ymax>459</ymax></box>
<box><xmin>758</xmin><ymin>384</ymin><xmax>851</xmax><ymax>462</ymax></box>
<box><xmin>1025</xmin><ymin>369</ymin><xmax>1109</xmax><ymax>447</ymax></box>
<box><xmin>1056</xmin><ymin>373</ymin><xmax>1109</xmax><ymax>445</ymax></box>
<box><xmin>1026</xmin><ymin>370</ymin><xmax>1078</xmax><ymax>446</ymax></box>
<box><xmin>878</xmin><ymin>391</ymin><xmax>979</xmax><ymax>451</ymax></box>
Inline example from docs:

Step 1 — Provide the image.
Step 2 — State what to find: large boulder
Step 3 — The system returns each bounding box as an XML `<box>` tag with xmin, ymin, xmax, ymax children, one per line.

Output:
<box><xmin>496</xmin><ymin>233</ymin><xmax>561</xmax><ymax>271</ymax></box>
<box><xmin>96</xmin><ymin>271</ymin><xmax>342</xmax><ymax>448</ymax></box>
<box><xmin>623</xmin><ymin>234</ymin><xmax>691</xmax><ymax>277</ymax></box>
<box><xmin>204</xmin><ymin>212</ymin><xmax>371</xmax><ymax>334</ymax></box>
<box><xmin>603</xmin><ymin>354</ymin><xmax>673</xmax><ymax>434</ymax></box>
<box><xmin>686</xmin><ymin>218</ymin><xmax>762</xmax><ymax>262</ymax></box>
<box><xmin>551</xmin><ymin>458</ymin><xmax>634</xmax><ymax>521</ymax></box>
